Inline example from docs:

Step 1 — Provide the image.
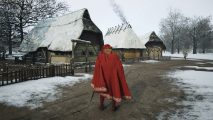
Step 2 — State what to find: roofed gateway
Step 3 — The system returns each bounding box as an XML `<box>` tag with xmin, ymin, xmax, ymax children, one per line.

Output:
<box><xmin>141</xmin><ymin>31</ymin><xmax>166</xmax><ymax>60</ymax></box>
<box><xmin>19</xmin><ymin>8</ymin><xmax>103</xmax><ymax>64</ymax></box>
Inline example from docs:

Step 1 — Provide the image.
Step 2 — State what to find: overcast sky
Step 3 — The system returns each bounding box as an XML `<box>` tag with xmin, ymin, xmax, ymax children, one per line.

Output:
<box><xmin>58</xmin><ymin>0</ymin><xmax>213</xmax><ymax>36</ymax></box>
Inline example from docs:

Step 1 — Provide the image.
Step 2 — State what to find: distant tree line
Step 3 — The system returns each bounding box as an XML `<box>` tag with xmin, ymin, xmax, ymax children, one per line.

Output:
<box><xmin>0</xmin><ymin>0</ymin><xmax>68</xmax><ymax>55</ymax></box>
<box><xmin>160</xmin><ymin>9</ymin><xmax>213</xmax><ymax>54</ymax></box>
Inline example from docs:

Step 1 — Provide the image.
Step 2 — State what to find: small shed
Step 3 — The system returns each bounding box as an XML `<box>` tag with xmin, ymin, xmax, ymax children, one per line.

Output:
<box><xmin>19</xmin><ymin>8</ymin><xmax>103</xmax><ymax>64</ymax></box>
<box><xmin>141</xmin><ymin>31</ymin><xmax>166</xmax><ymax>60</ymax></box>
<box><xmin>104</xmin><ymin>23</ymin><xmax>146</xmax><ymax>60</ymax></box>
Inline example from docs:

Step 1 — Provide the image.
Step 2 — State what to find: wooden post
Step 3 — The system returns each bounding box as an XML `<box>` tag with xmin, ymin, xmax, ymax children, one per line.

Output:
<box><xmin>10</xmin><ymin>71</ymin><xmax>13</xmax><ymax>84</ymax></box>
<box><xmin>51</xmin><ymin>65</ymin><xmax>55</xmax><ymax>77</ymax></box>
<box><xmin>70</xmin><ymin>63</ymin><xmax>74</xmax><ymax>75</ymax></box>
<box><xmin>2</xmin><ymin>73</ymin><xmax>5</xmax><ymax>86</ymax></box>
<box><xmin>0</xmin><ymin>73</ymin><xmax>2</xmax><ymax>86</ymax></box>
<box><xmin>89</xmin><ymin>61</ymin><xmax>92</xmax><ymax>72</ymax></box>
<box><xmin>42</xmin><ymin>67</ymin><xmax>45</xmax><ymax>78</ymax></box>
<box><xmin>61</xmin><ymin>65</ymin><xmax>63</xmax><ymax>76</ymax></box>
<box><xmin>37</xmin><ymin>67</ymin><xmax>39</xmax><ymax>79</ymax></box>
<box><xmin>24</xmin><ymin>66</ymin><xmax>26</xmax><ymax>81</ymax></box>
<box><xmin>18</xmin><ymin>70</ymin><xmax>20</xmax><ymax>82</ymax></box>
<box><xmin>15</xmin><ymin>71</ymin><xmax>18</xmax><ymax>83</ymax></box>
<box><xmin>6</xmin><ymin>71</ymin><xmax>8</xmax><ymax>85</ymax></box>
<box><xmin>85</xmin><ymin>44</ymin><xmax>89</xmax><ymax>73</ymax></box>
<box><xmin>65</xmin><ymin>64</ymin><xmax>68</xmax><ymax>76</ymax></box>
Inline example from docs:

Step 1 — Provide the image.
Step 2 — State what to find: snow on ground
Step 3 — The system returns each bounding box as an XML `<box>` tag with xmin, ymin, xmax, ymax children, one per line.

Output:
<box><xmin>195</xmin><ymin>62</ymin><xmax>206</xmax><ymax>65</ymax></box>
<box><xmin>91</xmin><ymin>64</ymin><xmax>131</xmax><ymax>68</ymax></box>
<box><xmin>140</xmin><ymin>60</ymin><xmax>160</xmax><ymax>63</ymax></box>
<box><xmin>166</xmin><ymin>70</ymin><xmax>213</xmax><ymax>120</ymax></box>
<box><xmin>163</xmin><ymin>52</ymin><xmax>213</xmax><ymax>60</ymax></box>
<box><xmin>122</xmin><ymin>64</ymin><xmax>131</xmax><ymax>67</ymax></box>
<box><xmin>0</xmin><ymin>73</ymin><xmax>92</xmax><ymax>109</ymax></box>
<box><xmin>183</xmin><ymin>66</ymin><xmax>213</xmax><ymax>70</ymax></box>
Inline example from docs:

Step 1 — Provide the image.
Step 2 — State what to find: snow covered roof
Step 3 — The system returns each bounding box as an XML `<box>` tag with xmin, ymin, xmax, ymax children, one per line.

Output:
<box><xmin>140</xmin><ymin>31</ymin><xmax>153</xmax><ymax>44</ymax></box>
<box><xmin>20</xmin><ymin>8</ymin><xmax>102</xmax><ymax>52</ymax></box>
<box><xmin>104</xmin><ymin>23</ymin><xmax>146</xmax><ymax>49</ymax></box>
<box><xmin>141</xmin><ymin>31</ymin><xmax>166</xmax><ymax>50</ymax></box>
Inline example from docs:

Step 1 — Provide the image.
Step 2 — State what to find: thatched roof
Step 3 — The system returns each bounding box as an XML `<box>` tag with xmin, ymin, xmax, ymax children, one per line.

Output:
<box><xmin>104</xmin><ymin>23</ymin><xmax>146</xmax><ymax>49</ymax></box>
<box><xmin>141</xmin><ymin>31</ymin><xmax>166</xmax><ymax>50</ymax></box>
<box><xmin>20</xmin><ymin>8</ymin><xmax>102</xmax><ymax>52</ymax></box>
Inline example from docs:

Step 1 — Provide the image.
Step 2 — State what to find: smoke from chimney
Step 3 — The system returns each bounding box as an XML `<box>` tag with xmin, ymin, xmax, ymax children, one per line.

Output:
<box><xmin>109</xmin><ymin>0</ymin><xmax>127</xmax><ymax>23</ymax></box>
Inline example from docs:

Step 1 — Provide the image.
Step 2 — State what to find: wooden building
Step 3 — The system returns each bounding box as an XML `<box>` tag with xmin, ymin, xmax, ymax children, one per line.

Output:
<box><xmin>141</xmin><ymin>31</ymin><xmax>166</xmax><ymax>60</ymax></box>
<box><xmin>104</xmin><ymin>23</ymin><xmax>146</xmax><ymax>60</ymax></box>
<box><xmin>19</xmin><ymin>8</ymin><xmax>103</xmax><ymax>64</ymax></box>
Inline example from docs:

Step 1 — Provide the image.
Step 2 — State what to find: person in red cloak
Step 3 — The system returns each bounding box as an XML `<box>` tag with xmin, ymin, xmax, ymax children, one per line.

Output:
<box><xmin>91</xmin><ymin>44</ymin><xmax>132</xmax><ymax>111</ymax></box>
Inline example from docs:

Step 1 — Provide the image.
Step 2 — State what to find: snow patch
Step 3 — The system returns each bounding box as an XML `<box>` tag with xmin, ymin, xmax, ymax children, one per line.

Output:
<box><xmin>183</xmin><ymin>66</ymin><xmax>213</xmax><ymax>70</ymax></box>
<box><xmin>163</xmin><ymin>52</ymin><xmax>213</xmax><ymax>60</ymax></box>
<box><xmin>195</xmin><ymin>62</ymin><xmax>206</xmax><ymax>65</ymax></box>
<box><xmin>122</xmin><ymin>64</ymin><xmax>131</xmax><ymax>67</ymax></box>
<box><xmin>140</xmin><ymin>60</ymin><xmax>160</xmax><ymax>63</ymax></box>
<box><xmin>0</xmin><ymin>73</ymin><xmax>92</xmax><ymax>109</ymax></box>
<box><xmin>167</xmin><ymin>70</ymin><xmax>213</xmax><ymax>119</ymax></box>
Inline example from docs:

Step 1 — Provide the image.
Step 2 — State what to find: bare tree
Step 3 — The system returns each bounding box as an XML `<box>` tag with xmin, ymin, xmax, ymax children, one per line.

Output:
<box><xmin>160</xmin><ymin>9</ymin><xmax>213</xmax><ymax>54</ymax></box>
<box><xmin>189</xmin><ymin>17</ymin><xmax>213</xmax><ymax>54</ymax></box>
<box><xmin>160</xmin><ymin>9</ymin><xmax>187</xmax><ymax>54</ymax></box>
<box><xmin>197</xmin><ymin>17</ymin><xmax>212</xmax><ymax>53</ymax></box>
<box><xmin>0</xmin><ymin>0</ymin><xmax>68</xmax><ymax>55</ymax></box>
<box><xmin>0</xmin><ymin>0</ymin><xmax>17</xmax><ymax>55</ymax></box>
<box><xmin>14</xmin><ymin>0</ymin><xmax>68</xmax><ymax>42</ymax></box>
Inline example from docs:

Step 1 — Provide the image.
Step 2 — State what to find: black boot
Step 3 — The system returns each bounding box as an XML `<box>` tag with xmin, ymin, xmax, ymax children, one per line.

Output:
<box><xmin>111</xmin><ymin>100</ymin><xmax>118</xmax><ymax>111</ymax></box>
<box><xmin>99</xmin><ymin>95</ymin><xmax>105</xmax><ymax>111</ymax></box>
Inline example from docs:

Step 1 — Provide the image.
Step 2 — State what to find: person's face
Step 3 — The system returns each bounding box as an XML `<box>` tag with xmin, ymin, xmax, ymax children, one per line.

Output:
<box><xmin>104</xmin><ymin>48</ymin><xmax>112</xmax><ymax>55</ymax></box>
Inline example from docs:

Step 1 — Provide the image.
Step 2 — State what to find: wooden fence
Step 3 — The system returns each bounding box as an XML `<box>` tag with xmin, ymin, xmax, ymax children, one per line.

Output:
<box><xmin>0</xmin><ymin>64</ymin><xmax>74</xmax><ymax>86</ymax></box>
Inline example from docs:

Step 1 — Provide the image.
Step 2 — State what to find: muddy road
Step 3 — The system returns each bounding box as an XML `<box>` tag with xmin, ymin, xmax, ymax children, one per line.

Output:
<box><xmin>0</xmin><ymin>60</ymin><xmax>209</xmax><ymax>120</ymax></box>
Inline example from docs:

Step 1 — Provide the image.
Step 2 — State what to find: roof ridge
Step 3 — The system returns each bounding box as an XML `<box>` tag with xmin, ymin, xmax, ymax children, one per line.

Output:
<box><xmin>105</xmin><ymin>23</ymin><xmax>132</xmax><ymax>36</ymax></box>
<box><xmin>58</xmin><ymin>8</ymin><xmax>87</xmax><ymax>18</ymax></box>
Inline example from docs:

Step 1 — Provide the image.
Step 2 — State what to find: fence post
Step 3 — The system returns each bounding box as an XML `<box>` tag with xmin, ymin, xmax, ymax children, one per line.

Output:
<box><xmin>42</xmin><ymin>67</ymin><xmax>44</xmax><ymax>78</ymax></box>
<box><xmin>2</xmin><ymin>72</ymin><xmax>5</xmax><ymax>86</ymax></box>
<box><xmin>51</xmin><ymin>65</ymin><xmax>55</xmax><ymax>77</ymax></box>
<box><xmin>62</xmin><ymin>64</ymin><xmax>64</xmax><ymax>76</ymax></box>
<box><xmin>71</xmin><ymin>63</ymin><xmax>74</xmax><ymax>75</ymax></box>
<box><xmin>15</xmin><ymin>71</ymin><xmax>18</xmax><ymax>83</ymax></box>
<box><xmin>24</xmin><ymin>66</ymin><xmax>26</xmax><ymax>81</ymax></box>
<box><xmin>65</xmin><ymin>64</ymin><xmax>68</xmax><ymax>76</ymax></box>
<box><xmin>61</xmin><ymin>65</ymin><xmax>63</xmax><ymax>76</ymax></box>
<box><xmin>6</xmin><ymin>71</ymin><xmax>9</xmax><ymax>85</ymax></box>
<box><xmin>0</xmin><ymin>73</ymin><xmax>2</xmax><ymax>86</ymax></box>
<box><xmin>85</xmin><ymin>62</ymin><xmax>88</xmax><ymax>73</ymax></box>
<box><xmin>10</xmin><ymin>71</ymin><xmax>12</xmax><ymax>84</ymax></box>
<box><xmin>18</xmin><ymin>70</ymin><xmax>21</xmax><ymax>82</ymax></box>
<box><xmin>89</xmin><ymin>61</ymin><xmax>92</xmax><ymax>72</ymax></box>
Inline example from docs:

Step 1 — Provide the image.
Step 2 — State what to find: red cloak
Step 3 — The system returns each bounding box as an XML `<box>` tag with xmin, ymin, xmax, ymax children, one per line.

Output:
<box><xmin>91</xmin><ymin>51</ymin><xmax>132</xmax><ymax>103</ymax></box>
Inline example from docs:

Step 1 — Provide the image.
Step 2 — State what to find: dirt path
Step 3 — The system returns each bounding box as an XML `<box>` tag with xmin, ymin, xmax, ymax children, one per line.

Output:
<box><xmin>1</xmin><ymin>60</ymin><xmax>211</xmax><ymax>120</ymax></box>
